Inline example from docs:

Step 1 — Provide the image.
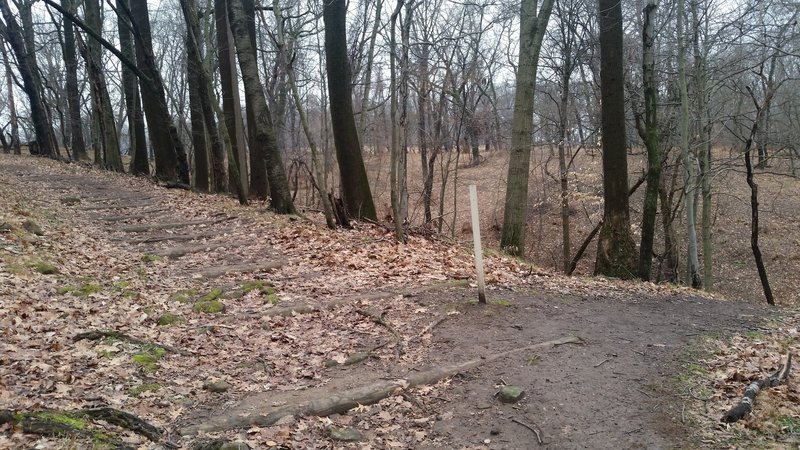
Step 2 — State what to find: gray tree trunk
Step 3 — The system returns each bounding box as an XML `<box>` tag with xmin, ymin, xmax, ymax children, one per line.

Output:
<box><xmin>61</xmin><ymin>0</ymin><xmax>86</xmax><ymax>161</ymax></box>
<box><xmin>227</xmin><ymin>0</ymin><xmax>294</xmax><ymax>213</ymax></box>
<box><xmin>500</xmin><ymin>0</ymin><xmax>555</xmax><ymax>256</ymax></box>
<box><xmin>0</xmin><ymin>37</ymin><xmax>20</xmax><ymax>154</ymax></box>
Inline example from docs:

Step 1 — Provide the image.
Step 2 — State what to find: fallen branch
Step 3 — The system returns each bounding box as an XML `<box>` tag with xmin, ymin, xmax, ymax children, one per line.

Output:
<box><xmin>410</xmin><ymin>316</ymin><xmax>447</xmax><ymax>344</ymax></box>
<box><xmin>181</xmin><ymin>335</ymin><xmax>583</xmax><ymax>435</ymax></box>
<box><xmin>74</xmin><ymin>330</ymin><xmax>189</xmax><ymax>355</ymax></box>
<box><xmin>512</xmin><ymin>417</ymin><xmax>543</xmax><ymax>445</ymax></box>
<box><xmin>722</xmin><ymin>353</ymin><xmax>792</xmax><ymax>423</ymax></box>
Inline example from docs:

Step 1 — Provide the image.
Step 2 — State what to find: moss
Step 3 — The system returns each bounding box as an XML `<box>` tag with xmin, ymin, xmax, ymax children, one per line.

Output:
<box><xmin>31</xmin><ymin>411</ymin><xmax>87</xmax><ymax>430</ymax></box>
<box><xmin>60</xmin><ymin>196</ymin><xmax>81</xmax><ymax>205</ymax></box>
<box><xmin>31</xmin><ymin>261</ymin><xmax>57</xmax><ymax>274</ymax></box>
<box><xmin>194</xmin><ymin>299</ymin><xmax>225</xmax><ymax>314</ymax></box>
<box><xmin>241</xmin><ymin>280</ymin><xmax>266</xmax><ymax>293</ymax></box>
<box><xmin>265</xmin><ymin>291</ymin><xmax>280</xmax><ymax>305</ymax></box>
<box><xmin>21</xmin><ymin>219</ymin><xmax>44</xmax><ymax>236</ymax></box>
<box><xmin>172</xmin><ymin>288</ymin><xmax>199</xmax><ymax>303</ymax></box>
<box><xmin>5</xmin><ymin>262</ymin><xmax>25</xmax><ymax>275</ymax></box>
<box><xmin>129</xmin><ymin>383</ymin><xmax>161</xmax><ymax>397</ymax></box>
<box><xmin>132</xmin><ymin>346</ymin><xmax>166</xmax><ymax>373</ymax></box>
<box><xmin>156</xmin><ymin>313</ymin><xmax>184</xmax><ymax>326</ymax></box>
<box><xmin>59</xmin><ymin>283</ymin><xmax>102</xmax><ymax>296</ymax></box>
<box><xmin>113</xmin><ymin>281</ymin><xmax>130</xmax><ymax>290</ymax></box>
<box><xmin>140</xmin><ymin>254</ymin><xmax>163</xmax><ymax>263</ymax></box>
<box><xmin>121</xmin><ymin>290</ymin><xmax>138</xmax><ymax>299</ymax></box>
<box><xmin>490</xmin><ymin>299</ymin><xmax>511</xmax><ymax>306</ymax></box>
<box><xmin>91</xmin><ymin>430</ymin><xmax>118</xmax><ymax>448</ymax></box>
<box><xmin>200</xmin><ymin>288</ymin><xmax>224</xmax><ymax>302</ymax></box>
<box><xmin>777</xmin><ymin>416</ymin><xmax>800</xmax><ymax>434</ymax></box>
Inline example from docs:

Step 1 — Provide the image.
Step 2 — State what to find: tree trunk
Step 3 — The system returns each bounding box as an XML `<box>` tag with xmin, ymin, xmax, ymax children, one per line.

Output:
<box><xmin>241</xmin><ymin>0</ymin><xmax>265</xmax><ymax>199</ymax></box>
<box><xmin>0</xmin><ymin>38</ymin><xmax>20</xmax><ymax>154</ymax></box>
<box><xmin>0</xmin><ymin>0</ymin><xmax>56</xmax><ymax>157</ymax></box>
<box><xmin>594</xmin><ymin>0</ymin><xmax>638</xmax><ymax>279</ymax></box>
<box><xmin>638</xmin><ymin>1</ymin><xmax>661</xmax><ymax>281</ymax></box>
<box><xmin>84</xmin><ymin>0</ymin><xmax>122</xmax><ymax>171</ymax></box>
<box><xmin>692</xmin><ymin>0</ymin><xmax>712</xmax><ymax>290</ymax></box>
<box><xmin>117</xmin><ymin>0</ymin><xmax>149</xmax><ymax>175</ymax></box>
<box><xmin>214</xmin><ymin>0</ymin><xmax>247</xmax><ymax>196</ymax></box>
<box><xmin>323</xmin><ymin>0</ymin><xmax>377</xmax><ymax>221</ymax></box>
<box><xmin>558</xmin><ymin>72</ymin><xmax>571</xmax><ymax>274</ymax></box>
<box><xmin>272</xmin><ymin>0</ymin><xmax>334</xmax><ymax>228</ymax></box>
<box><xmin>128</xmin><ymin>0</ymin><xmax>190</xmax><ymax>183</ymax></box>
<box><xmin>677</xmin><ymin>0</ymin><xmax>701</xmax><ymax>288</ymax></box>
<box><xmin>500</xmin><ymin>0</ymin><xmax>555</xmax><ymax>256</ymax></box>
<box><xmin>187</xmin><ymin>38</ymin><xmax>209</xmax><ymax>191</ymax></box>
<box><xmin>61</xmin><ymin>0</ymin><xmax>86</xmax><ymax>161</ymax></box>
<box><xmin>389</xmin><ymin>0</ymin><xmax>411</xmax><ymax>243</ymax></box>
<box><xmin>227</xmin><ymin>0</ymin><xmax>294</xmax><ymax>213</ymax></box>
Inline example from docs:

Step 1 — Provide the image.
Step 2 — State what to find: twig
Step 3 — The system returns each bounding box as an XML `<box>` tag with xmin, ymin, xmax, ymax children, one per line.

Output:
<box><xmin>594</xmin><ymin>358</ymin><xmax>609</xmax><ymax>368</ymax></box>
<box><xmin>410</xmin><ymin>316</ymin><xmax>447</xmax><ymax>343</ymax></box>
<box><xmin>356</xmin><ymin>309</ymin><xmax>402</xmax><ymax>359</ymax></box>
<box><xmin>511</xmin><ymin>418</ymin><xmax>542</xmax><ymax>445</ymax></box>
<box><xmin>74</xmin><ymin>330</ymin><xmax>189</xmax><ymax>355</ymax></box>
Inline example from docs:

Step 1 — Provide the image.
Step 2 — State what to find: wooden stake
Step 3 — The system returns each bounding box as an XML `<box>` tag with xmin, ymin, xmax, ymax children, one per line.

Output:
<box><xmin>469</xmin><ymin>185</ymin><xmax>486</xmax><ymax>303</ymax></box>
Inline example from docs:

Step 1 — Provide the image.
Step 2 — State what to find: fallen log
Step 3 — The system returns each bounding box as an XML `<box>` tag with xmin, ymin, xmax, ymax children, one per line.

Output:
<box><xmin>0</xmin><ymin>406</ymin><xmax>161</xmax><ymax>445</ymax></box>
<box><xmin>722</xmin><ymin>353</ymin><xmax>792</xmax><ymax>423</ymax></box>
<box><xmin>180</xmin><ymin>335</ymin><xmax>583</xmax><ymax>435</ymax></box>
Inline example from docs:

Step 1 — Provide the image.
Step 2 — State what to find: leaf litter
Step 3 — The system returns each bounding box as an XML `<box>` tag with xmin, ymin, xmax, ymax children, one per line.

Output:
<box><xmin>0</xmin><ymin>154</ymin><xmax>797</xmax><ymax>449</ymax></box>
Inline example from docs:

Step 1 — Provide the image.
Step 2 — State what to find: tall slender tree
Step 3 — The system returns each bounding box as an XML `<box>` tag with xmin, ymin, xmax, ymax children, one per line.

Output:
<box><xmin>500</xmin><ymin>0</ymin><xmax>555</xmax><ymax>256</ymax></box>
<box><xmin>128</xmin><ymin>0</ymin><xmax>190</xmax><ymax>183</ymax></box>
<box><xmin>61</xmin><ymin>0</ymin><xmax>86</xmax><ymax>161</ymax></box>
<box><xmin>117</xmin><ymin>0</ymin><xmax>148</xmax><ymax>175</ymax></box>
<box><xmin>0</xmin><ymin>0</ymin><xmax>56</xmax><ymax>157</ymax></box>
<box><xmin>323</xmin><ymin>0</ymin><xmax>377</xmax><ymax>221</ymax></box>
<box><xmin>227</xmin><ymin>0</ymin><xmax>294</xmax><ymax>213</ymax></box>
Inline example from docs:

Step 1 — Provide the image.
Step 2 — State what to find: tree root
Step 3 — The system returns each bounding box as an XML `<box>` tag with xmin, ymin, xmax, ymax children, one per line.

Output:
<box><xmin>722</xmin><ymin>353</ymin><xmax>792</xmax><ymax>423</ymax></box>
<box><xmin>74</xmin><ymin>330</ymin><xmax>189</xmax><ymax>355</ymax></box>
<box><xmin>0</xmin><ymin>406</ymin><xmax>161</xmax><ymax>446</ymax></box>
<box><xmin>181</xmin><ymin>335</ymin><xmax>583</xmax><ymax>435</ymax></box>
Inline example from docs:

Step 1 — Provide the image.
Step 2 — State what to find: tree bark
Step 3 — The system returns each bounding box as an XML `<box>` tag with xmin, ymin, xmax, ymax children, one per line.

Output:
<box><xmin>227</xmin><ymin>0</ymin><xmax>294</xmax><ymax>213</ymax></box>
<box><xmin>214</xmin><ymin>0</ymin><xmax>247</xmax><ymax>196</ymax></box>
<box><xmin>594</xmin><ymin>0</ymin><xmax>638</xmax><ymax>279</ymax></box>
<box><xmin>117</xmin><ymin>0</ymin><xmax>149</xmax><ymax>175</ymax></box>
<box><xmin>323</xmin><ymin>0</ymin><xmax>377</xmax><ymax>221</ymax></box>
<box><xmin>500</xmin><ymin>0</ymin><xmax>555</xmax><ymax>256</ymax></box>
<box><xmin>0</xmin><ymin>0</ymin><xmax>56</xmax><ymax>157</ymax></box>
<box><xmin>0</xmin><ymin>37</ymin><xmax>20</xmax><ymax>154</ymax></box>
<box><xmin>677</xmin><ymin>0</ymin><xmax>701</xmax><ymax>288</ymax></box>
<box><xmin>638</xmin><ymin>1</ymin><xmax>661</xmax><ymax>281</ymax></box>
<box><xmin>84</xmin><ymin>0</ymin><xmax>122</xmax><ymax>171</ymax></box>
<box><xmin>61</xmin><ymin>0</ymin><xmax>86</xmax><ymax>161</ymax></box>
<box><xmin>128</xmin><ymin>0</ymin><xmax>190</xmax><ymax>183</ymax></box>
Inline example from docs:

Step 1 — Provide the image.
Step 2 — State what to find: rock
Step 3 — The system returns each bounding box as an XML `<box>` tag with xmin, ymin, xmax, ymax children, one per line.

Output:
<box><xmin>497</xmin><ymin>385</ymin><xmax>525</xmax><ymax>403</ymax></box>
<box><xmin>22</xmin><ymin>219</ymin><xmax>43</xmax><ymax>236</ymax></box>
<box><xmin>328</xmin><ymin>426</ymin><xmax>363</xmax><ymax>442</ymax></box>
<box><xmin>203</xmin><ymin>380</ymin><xmax>231</xmax><ymax>393</ymax></box>
<box><xmin>476</xmin><ymin>402</ymin><xmax>493</xmax><ymax>410</ymax></box>
<box><xmin>323</xmin><ymin>359</ymin><xmax>339</xmax><ymax>368</ymax></box>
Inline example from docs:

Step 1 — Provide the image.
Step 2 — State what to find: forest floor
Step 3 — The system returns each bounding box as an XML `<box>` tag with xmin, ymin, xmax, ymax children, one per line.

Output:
<box><xmin>1</xmin><ymin>153</ymin><xmax>799</xmax><ymax>449</ymax></box>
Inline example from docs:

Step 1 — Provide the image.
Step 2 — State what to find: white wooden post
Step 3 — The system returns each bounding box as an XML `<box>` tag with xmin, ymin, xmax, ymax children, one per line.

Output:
<box><xmin>469</xmin><ymin>185</ymin><xmax>487</xmax><ymax>303</ymax></box>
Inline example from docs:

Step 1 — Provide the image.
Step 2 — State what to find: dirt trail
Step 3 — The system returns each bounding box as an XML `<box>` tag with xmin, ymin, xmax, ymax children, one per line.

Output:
<box><xmin>0</xmin><ymin>155</ymin><xmax>775</xmax><ymax>449</ymax></box>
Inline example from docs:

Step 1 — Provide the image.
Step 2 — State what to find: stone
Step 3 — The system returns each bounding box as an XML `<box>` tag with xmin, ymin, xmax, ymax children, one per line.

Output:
<box><xmin>497</xmin><ymin>385</ymin><xmax>525</xmax><ymax>403</ymax></box>
<box><xmin>203</xmin><ymin>380</ymin><xmax>231</xmax><ymax>393</ymax></box>
<box><xmin>328</xmin><ymin>426</ymin><xmax>363</xmax><ymax>442</ymax></box>
<box><xmin>22</xmin><ymin>219</ymin><xmax>43</xmax><ymax>236</ymax></box>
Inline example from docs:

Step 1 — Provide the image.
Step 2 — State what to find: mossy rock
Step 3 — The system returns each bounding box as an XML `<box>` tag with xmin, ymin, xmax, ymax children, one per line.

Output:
<box><xmin>202</xmin><ymin>380</ymin><xmax>231</xmax><ymax>393</ymax></box>
<box><xmin>129</xmin><ymin>383</ymin><xmax>161</xmax><ymax>397</ymax></box>
<box><xmin>156</xmin><ymin>312</ymin><xmax>184</xmax><ymax>326</ymax></box>
<box><xmin>60</xmin><ymin>196</ymin><xmax>81</xmax><ymax>206</ymax></box>
<box><xmin>132</xmin><ymin>346</ymin><xmax>166</xmax><ymax>373</ymax></box>
<box><xmin>497</xmin><ymin>385</ymin><xmax>525</xmax><ymax>403</ymax></box>
<box><xmin>21</xmin><ymin>219</ymin><xmax>43</xmax><ymax>236</ymax></box>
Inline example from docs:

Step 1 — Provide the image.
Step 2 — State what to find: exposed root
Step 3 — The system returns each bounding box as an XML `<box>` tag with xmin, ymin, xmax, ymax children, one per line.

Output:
<box><xmin>74</xmin><ymin>330</ymin><xmax>189</xmax><ymax>356</ymax></box>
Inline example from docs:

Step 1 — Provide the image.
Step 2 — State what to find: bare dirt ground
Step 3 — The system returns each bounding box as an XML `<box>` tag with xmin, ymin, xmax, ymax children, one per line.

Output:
<box><xmin>1</xmin><ymin>153</ymin><xmax>797</xmax><ymax>449</ymax></box>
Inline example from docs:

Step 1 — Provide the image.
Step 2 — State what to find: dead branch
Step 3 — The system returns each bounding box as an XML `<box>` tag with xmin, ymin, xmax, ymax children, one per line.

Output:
<box><xmin>512</xmin><ymin>417</ymin><xmax>543</xmax><ymax>445</ymax></box>
<box><xmin>74</xmin><ymin>330</ymin><xmax>189</xmax><ymax>355</ymax></box>
<box><xmin>722</xmin><ymin>353</ymin><xmax>792</xmax><ymax>423</ymax></box>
